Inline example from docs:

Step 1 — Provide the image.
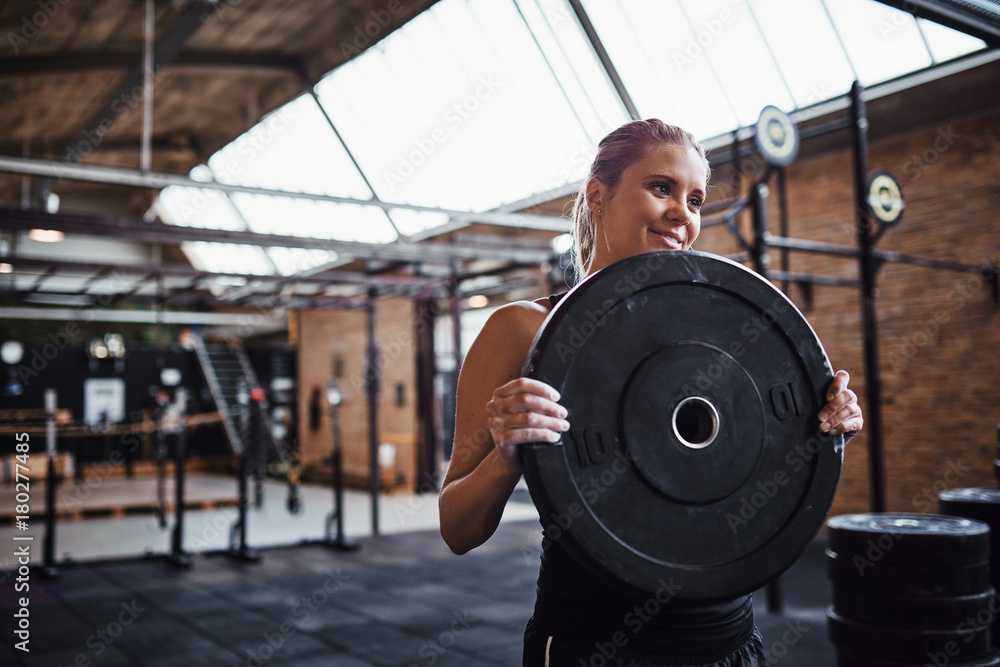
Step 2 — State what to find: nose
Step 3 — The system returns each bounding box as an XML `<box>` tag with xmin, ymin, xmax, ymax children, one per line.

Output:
<box><xmin>665</xmin><ymin>197</ymin><xmax>693</xmax><ymax>226</ymax></box>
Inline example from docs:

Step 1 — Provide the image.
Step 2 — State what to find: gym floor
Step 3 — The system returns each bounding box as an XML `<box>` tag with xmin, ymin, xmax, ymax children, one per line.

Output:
<box><xmin>0</xmin><ymin>486</ymin><xmax>837</xmax><ymax>667</ymax></box>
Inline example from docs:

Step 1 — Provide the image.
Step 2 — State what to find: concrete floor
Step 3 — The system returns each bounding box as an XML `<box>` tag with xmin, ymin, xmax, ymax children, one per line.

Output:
<box><xmin>0</xmin><ymin>475</ymin><xmax>537</xmax><ymax>563</ymax></box>
<box><xmin>0</xmin><ymin>476</ymin><xmax>841</xmax><ymax>666</ymax></box>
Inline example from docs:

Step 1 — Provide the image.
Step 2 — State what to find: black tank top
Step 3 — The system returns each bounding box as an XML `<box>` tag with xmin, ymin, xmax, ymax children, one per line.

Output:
<box><xmin>531</xmin><ymin>293</ymin><xmax>754</xmax><ymax>657</ymax></box>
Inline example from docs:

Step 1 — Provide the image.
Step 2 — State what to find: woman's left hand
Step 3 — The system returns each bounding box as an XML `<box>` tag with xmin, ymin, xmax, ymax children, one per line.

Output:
<box><xmin>819</xmin><ymin>370</ymin><xmax>863</xmax><ymax>442</ymax></box>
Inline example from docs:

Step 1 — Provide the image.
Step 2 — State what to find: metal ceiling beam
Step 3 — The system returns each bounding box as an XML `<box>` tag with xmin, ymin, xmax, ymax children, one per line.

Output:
<box><xmin>0</xmin><ymin>207</ymin><xmax>557</xmax><ymax>264</ymax></box>
<box><xmin>0</xmin><ymin>305</ymin><xmax>285</xmax><ymax>326</ymax></box>
<box><xmin>0</xmin><ymin>256</ymin><xmax>440</xmax><ymax>288</ymax></box>
<box><xmin>30</xmin><ymin>0</ymin><xmax>219</xmax><ymax>207</ymax></box>
<box><xmin>567</xmin><ymin>0</ymin><xmax>639</xmax><ymax>119</ymax></box>
<box><xmin>873</xmin><ymin>0</ymin><xmax>1000</xmax><ymax>46</ymax></box>
<box><xmin>0</xmin><ymin>156</ymin><xmax>569</xmax><ymax>234</ymax></box>
<box><xmin>0</xmin><ymin>51</ymin><xmax>308</xmax><ymax>79</ymax></box>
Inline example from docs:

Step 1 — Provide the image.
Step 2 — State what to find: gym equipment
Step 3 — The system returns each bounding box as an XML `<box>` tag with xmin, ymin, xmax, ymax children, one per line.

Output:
<box><xmin>324</xmin><ymin>379</ymin><xmax>357</xmax><ymax>550</ymax></box>
<box><xmin>755</xmin><ymin>105</ymin><xmax>800</xmax><ymax>168</ymax></box>
<box><xmin>866</xmin><ymin>169</ymin><xmax>904</xmax><ymax>226</ymax></box>
<box><xmin>41</xmin><ymin>388</ymin><xmax>59</xmax><ymax>579</ymax></box>
<box><xmin>520</xmin><ymin>250</ymin><xmax>844</xmax><ymax>600</ymax></box>
<box><xmin>827</xmin><ymin>513</ymin><xmax>995</xmax><ymax>665</ymax></box>
<box><xmin>228</xmin><ymin>380</ymin><xmax>261</xmax><ymax>562</ymax></box>
<box><xmin>168</xmin><ymin>388</ymin><xmax>192</xmax><ymax>567</ymax></box>
<box><xmin>829</xmin><ymin>512</ymin><xmax>991</xmax><ymax>565</ymax></box>
<box><xmin>828</xmin><ymin>611</ymin><xmax>991</xmax><ymax>663</ymax></box>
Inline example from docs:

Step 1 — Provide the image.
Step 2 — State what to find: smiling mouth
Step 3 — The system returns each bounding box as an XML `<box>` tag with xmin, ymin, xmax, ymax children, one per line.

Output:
<box><xmin>650</xmin><ymin>230</ymin><xmax>684</xmax><ymax>249</ymax></box>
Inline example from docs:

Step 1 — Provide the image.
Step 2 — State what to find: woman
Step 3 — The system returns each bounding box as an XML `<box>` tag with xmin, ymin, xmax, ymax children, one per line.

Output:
<box><xmin>439</xmin><ymin>119</ymin><xmax>863</xmax><ymax>666</ymax></box>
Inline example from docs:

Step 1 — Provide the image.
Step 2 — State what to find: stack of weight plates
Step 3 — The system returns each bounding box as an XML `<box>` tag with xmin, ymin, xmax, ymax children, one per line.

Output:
<box><xmin>827</xmin><ymin>513</ymin><xmax>998</xmax><ymax>666</ymax></box>
<box><xmin>941</xmin><ymin>487</ymin><xmax>1000</xmax><ymax>652</ymax></box>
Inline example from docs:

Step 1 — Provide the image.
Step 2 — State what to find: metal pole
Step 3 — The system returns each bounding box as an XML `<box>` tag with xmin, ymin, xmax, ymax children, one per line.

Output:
<box><xmin>366</xmin><ymin>287</ymin><xmax>380</xmax><ymax>535</ymax></box>
<box><xmin>41</xmin><ymin>388</ymin><xmax>59</xmax><ymax>578</ymax></box>
<box><xmin>752</xmin><ymin>181</ymin><xmax>787</xmax><ymax>613</ymax></box>
<box><xmin>751</xmin><ymin>182</ymin><xmax>770</xmax><ymax>280</ymax></box>
<box><xmin>325</xmin><ymin>379</ymin><xmax>357</xmax><ymax>550</ymax></box>
<box><xmin>228</xmin><ymin>381</ymin><xmax>260</xmax><ymax>561</ymax></box>
<box><xmin>777</xmin><ymin>168</ymin><xmax>791</xmax><ymax>295</ymax></box>
<box><xmin>141</xmin><ymin>0</ymin><xmax>154</xmax><ymax>174</ymax></box>
<box><xmin>449</xmin><ymin>263</ymin><xmax>464</xmax><ymax>462</ymax></box>
<box><xmin>450</xmin><ymin>261</ymin><xmax>463</xmax><ymax>391</ymax></box>
<box><xmin>850</xmin><ymin>80</ymin><xmax>887</xmax><ymax>513</ymax></box>
<box><xmin>170</xmin><ymin>388</ymin><xmax>191</xmax><ymax>567</ymax></box>
<box><xmin>416</xmin><ymin>297</ymin><xmax>439</xmax><ymax>491</ymax></box>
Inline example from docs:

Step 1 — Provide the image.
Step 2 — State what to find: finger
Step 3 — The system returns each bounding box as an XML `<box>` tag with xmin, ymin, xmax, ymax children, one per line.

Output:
<box><xmin>506</xmin><ymin>393</ymin><xmax>568</xmax><ymax>418</ymax></box>
<box><xmin>494</xmin><ymin>377</ymin><xmax>561</xmax><ymax>402</ymax></box>
<box><xmin>501</xmin><ymin>411</ymin><xmax>570</xmax><ymax>432</ymax></box>
<box><xmin>493</xmin><ymin>426</ymin><xmax>563</xmax><ymax>447</ymax></box>
<box><xmin>820</xmin><ymin>403</ymin><xmax>863</xmax><ymax>434</ymax></box>
<box><xmin>826</xmin><ymin>370</ymin><xmax>850</xmax><ymax>401</ymax></box>
<box><xmin>828</xmin><ymin>418</ymin><xmax>863</xmax><ymax>437</ymax></box>
<box><xmin>818</xmin><ymin>389</ymin><xmax>857</xmax><ymax>422</ymax></box>
<box><xmin>487</xmin><ymin>393</ymin><xmax>567</xmax><ymax>420</ymax></box>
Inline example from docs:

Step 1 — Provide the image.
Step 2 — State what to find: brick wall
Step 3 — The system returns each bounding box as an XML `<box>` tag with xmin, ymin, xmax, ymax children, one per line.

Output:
<box><xmin>696</xmin><ymin>109</ymin><xmax>1000</xmax><ymax>517</ymax></box>
<box><xmin>296</xmin><ymin>298</ymin><xmax>418</xmax><ymax>490</ymax></box>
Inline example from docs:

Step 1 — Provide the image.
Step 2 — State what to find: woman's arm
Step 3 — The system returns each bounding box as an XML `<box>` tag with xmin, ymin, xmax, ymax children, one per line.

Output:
<box><xmin>439</xmin><ymin>301</ymin><xmax>568</xmax><ymax>555</ymax></box>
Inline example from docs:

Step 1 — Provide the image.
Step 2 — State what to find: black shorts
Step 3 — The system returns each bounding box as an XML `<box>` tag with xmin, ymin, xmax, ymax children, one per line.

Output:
<box><xmin>523</xmin><ymin>617</ymin><xmax>767</xmax><ymax>667</ymax></box>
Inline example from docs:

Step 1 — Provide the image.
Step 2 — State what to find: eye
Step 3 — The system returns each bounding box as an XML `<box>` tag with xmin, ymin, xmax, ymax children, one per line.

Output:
<box><xmin>688</xmin><ymin>197</ymin><xmax>704</xmax><ymax>210</ymax></box>
<box><xmin>651</xmin><ymin>182</ymin><xmax>669</xmax><ymax>195</ymax></box>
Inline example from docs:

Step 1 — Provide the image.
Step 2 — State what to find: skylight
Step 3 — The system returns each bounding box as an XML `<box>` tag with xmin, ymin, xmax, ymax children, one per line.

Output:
<box><xmin>155</xmin><ymin>0</ymin><xmax>988</xmax><ymax>276</ymax></box>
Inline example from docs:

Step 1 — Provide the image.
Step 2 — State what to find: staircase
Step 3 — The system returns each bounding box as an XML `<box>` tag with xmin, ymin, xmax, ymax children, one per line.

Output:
<box><xmin>192</xmin><ymin>334</ymin><xmax>279</xmax><ymax>457</ymax></box>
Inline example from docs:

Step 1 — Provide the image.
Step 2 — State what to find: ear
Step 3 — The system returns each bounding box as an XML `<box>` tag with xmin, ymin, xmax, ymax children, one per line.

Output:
<box><xmin>586</xmin><ymin>176</ymin><xmax>604</xmax><ymax>215</ymax></box>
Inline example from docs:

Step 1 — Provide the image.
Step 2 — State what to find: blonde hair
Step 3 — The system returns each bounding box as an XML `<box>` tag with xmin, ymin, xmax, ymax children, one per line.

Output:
<box><xmin>571</xmin><ymin>119</ymin><xmax>710</xmax><ymax>279</ymax></box>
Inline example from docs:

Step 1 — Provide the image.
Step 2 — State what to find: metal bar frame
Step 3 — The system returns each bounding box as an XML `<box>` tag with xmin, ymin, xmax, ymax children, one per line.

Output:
<box><xmin>567</xmin><ymin>0</ymin><xmax>639</xmax><ymax>119</ymax></box>
<box><xmin>850</xmin><ymin>81</ymin><xmax>887</xmax><ymax>514</ymax></box>
<box><xmin>0</xmin><ymin>207</ymin><xmax>558</xmax><ymax>264</ymax></box>
<box><xmin>0</xmin><ymin>156</ymin><xmax>568</xmax><ymax>234</ymax></box>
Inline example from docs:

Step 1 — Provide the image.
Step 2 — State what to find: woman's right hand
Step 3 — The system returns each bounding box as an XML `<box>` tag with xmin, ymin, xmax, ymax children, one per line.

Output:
<box><xmin>486</xmin><ymin>377</ymin><xmax>570</xmax><ymax>474</ymax></box>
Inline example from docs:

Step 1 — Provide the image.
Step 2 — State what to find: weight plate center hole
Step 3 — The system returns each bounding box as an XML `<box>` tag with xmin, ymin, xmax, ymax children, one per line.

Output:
<box><xmin>672</xmin><ymin>397</ymin><xmax>720</xmax><ymax>450</ymax></box>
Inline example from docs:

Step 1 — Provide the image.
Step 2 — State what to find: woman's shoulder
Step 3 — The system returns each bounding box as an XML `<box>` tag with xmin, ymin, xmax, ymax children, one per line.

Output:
<box><xmin>485</xmin><ymin>297</ymin><xmax>551</xmax><ymax>332</ymax></box>
<box><xmin>471</xmin><ymin>298</ymin><xmax>551</xmax><ymax>354</ymax></box>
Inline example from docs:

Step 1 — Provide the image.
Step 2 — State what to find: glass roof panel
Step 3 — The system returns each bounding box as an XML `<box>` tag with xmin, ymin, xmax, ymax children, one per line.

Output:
<box><xmin>578</xmin><ymin>0</ymin><xmax>739</xmax><ymax>137</ymax></box>
<box><xmin>228</xmin><ymin>195</ymin><xmax>397</xmax><ymax>244</ymax></box>
<box><xmin>751</xmin><ymin>0</ymin><xmax>857</xmax><ymax>107</ymax></box>
<box><xmin>918</xmin><ymin>17</ymin><xmax>988</xmax><ymax>62</ymax></box>
<box><xmin>152</xmin><ymin>0</ymin><xmax>988</xmax><ymax>278</ymax></box>
<box><xmin>181</xmin><ymin>242</ymin><xmax>274</xmax><ymax>275</ymax></box>
<box><xmin>266</xmin><ymin>248</ymin><xmax>339</xmax><ymax>277</ymax></box>
<box><xmin>515</xmin><ymin>0</ymin><xmax>630</xmax><ymax>144</ymax></box>
<box><xmin>823</xmin><ymin>0</ymin><xmax>933</xmax><ymax>84</ymax></box>
<box><xmin>389</xmin><ymin>209</ymin><xmax>452</xmax><ymax>237</ymax></box>
<box><xmin>315</xmin><ymin>0</ymin><xmax>599</xmax><ymax>212</ymax></box>
<box><xmin>156</xmin><ymin>185</ymin><xmax>245</xmax><ymax>231</ymax></box>
<box><xmin>678</xmin><ymin>0</ymin><xmax>795</xmax><ymax>124</ymax></box>
<box><xmin>208</xmin><ymin>94</ymin><xmax>373</xmax><ymax>199</ymax></box>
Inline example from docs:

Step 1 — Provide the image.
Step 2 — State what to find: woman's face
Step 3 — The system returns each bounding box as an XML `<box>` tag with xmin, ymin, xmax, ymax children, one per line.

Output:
<box><xmin>587</xmin><ymin>143</ymin><xmax>707</xmax><ymax>274</ymax></box>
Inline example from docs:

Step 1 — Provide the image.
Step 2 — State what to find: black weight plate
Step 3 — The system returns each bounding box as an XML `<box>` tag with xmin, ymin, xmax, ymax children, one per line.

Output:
<box><xmin>867</xmin><ymin>169</ymin><xmax>904</xmax><ymax>226</ymax></box>
<box><xmin>836</xmin><ymin>649</ymin><xmax>1000</xmax><ymax>667</ymax></box>
<box><xmin>828</xmin><ymin>513</ymin><xmax>991</xmax><ymax>566</ymax></box>
<box><xmin>827</xmin><ymin>550</ymin><xmax>990</xmax><ymax>596</ymax></box>
<box><xmin>940</xmin><ymin>487</ymin><xmax>1000</xmax><ymax>524</ymax></box>
<box><xmin>755</xmin><ymin>105</ymin><xmax>800</xmax><ymax>168</ymax></box>
<box><xmin>832</xmin><ymin>587</ymin><xmax>997</xmax><ymax>629</ymax></box>
<box><xmin>827</xmin><ymin>611</ymin><xmax>992</xmax><ymax>662</ymax></box>
<box><xmin>519</xmin><ymin>250</ymin><xmax>844</xmax><ymax>600</ymax></box>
